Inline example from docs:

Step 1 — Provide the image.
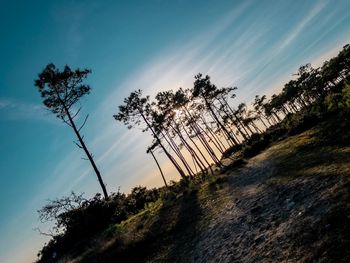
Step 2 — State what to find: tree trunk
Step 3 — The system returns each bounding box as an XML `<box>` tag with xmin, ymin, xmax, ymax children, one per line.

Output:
<box><xmin>222</xmin><ymin>98</ymin><xmax>251</xmax><ymax>140</ymax></box>
<box><xmin>177</xmin><ymin>119</ymin><xmax>210</xmax><ymax>174</ymax></box>
<box><xmin>218</xmin><ymin>98</ymin><xmax>249</xmax><ymax>141</ymax></box>
<box><xmin>65</xmin><ymin>107</ymin><xmax>109</xmax><ymax>200</ymax></box>
<box><xmin>200</xmin><ymin>115</ymin><xmax>226</xmax><ymax>152</ymax></box>
<box><xmin>165</xmin><ymin>130</ymin><xmax>195</xmax><ymax>178</ymax></box>
<box><xmin>181</xmin><ymin>108</ymin><xmax>218</xmax><ymax>173</ymax></box>
<box><xmin>140</xmin><ymin>113</ymin><xmax>187</xmax><ymax>179</ymax></box>
<box><xmin>197</xmin><ymin>118</ymin><xmax>224</xmax><ymax>154</ymax></box>
<box><xmin>206</xmin><ymin>99</ymin><xmax>238</xmax><ymax>146</ymax></box>
<box><xmin>171</xmin><ymin>122</ymin><xmax>207</xmax><ymax>176</ymax></box>
<box><xmin>149</xmin><ymin>149</ymin><xmax>168</xmax><ymax>188</ymax></box>
<box><xmin>259</xmin><ymin>116</ymin><xmax>268</xmax><ymax>129</ymax></box>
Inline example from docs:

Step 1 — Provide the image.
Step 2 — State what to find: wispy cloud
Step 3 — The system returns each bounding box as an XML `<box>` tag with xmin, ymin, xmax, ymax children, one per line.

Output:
<box><xmin>22</xmin><ymin>1</ymin><xmax>256</xmax><ymax>201</ymax></box>
<box><xmin>278</xmin><ymin>1</ymin><xmax>327</xmax><ymax>51</ymax></box>
<box><xmin>51</xmin><ymin>1</ymin><xmax>100</xmax><ymax>61</ymax></box>
<box><xmin>3</xmin><ymin>1</ymin><xmax>350</xmax><ymax>263</ymax></box>
<box><xmin>16</xmin><ymin>1</ymin><xmax>349</xmax><ymax>221</ymax></box>
<box><xmin>0</xmin><ymin>98</ymin><xmax>58</xmax><ymax>123</ymax></box>
<box><xmin>8</xmin><ymin>2</ymin><xmax>347</xmax><ymax>259</ymax></box>
<box><xmin>37</xmin><ymin>0</ymin><xmax>350</xmax><ymax>198</ymax></box>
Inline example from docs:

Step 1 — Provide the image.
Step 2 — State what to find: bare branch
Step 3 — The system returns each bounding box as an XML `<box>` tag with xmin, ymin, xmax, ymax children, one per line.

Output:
<box><xmin>71</xmin><ymin>107</ymin><xmax>82</xmax><ymax>120</ymax></box>
<box><xmin>34</xmin><ymin>227</ymin><xmax>56</xmax><ymax>238</ymax></box>
<box><xmin>81</xmin><ymin>157</ymin><xmax>89</xmax><ymax>161</ymax></box>
<box><xmin>73</xmin><ymin>141</ymin><xmax>83</xmax><ymax>149</ymax></box>
<box><xmin>62</xmin><ymin>118</ymin><xmax>73</xmax><ymax>127</ymax></box>
<box><xmin>78</xmin><ymin>114</ymin><xmax>89</xmax><ymax>132</ymax></box>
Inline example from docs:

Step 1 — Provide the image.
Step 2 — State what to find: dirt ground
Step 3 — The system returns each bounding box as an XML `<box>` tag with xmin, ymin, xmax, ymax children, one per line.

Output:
<box><xmin>72</xmin><ymin>129</ymin><xmax>350</xmax><ymax>263</ymax></box>
<box><xmin>191</xmin><ymin>131</ymin><xmax>350</xmax><ymax>263</ymax></box>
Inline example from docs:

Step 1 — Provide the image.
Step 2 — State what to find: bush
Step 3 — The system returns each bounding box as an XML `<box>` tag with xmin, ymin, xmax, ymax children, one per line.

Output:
<box><xmin>221</xmin><ymin>144</ymin><xmax>242</xmax><ymax>159</ymax></box>
<box><xmin>208</xmin><ymin>175</ymin><xmax>229</xmax><ymax>190</ymax></box>
<box><xmin>126</xmin><ymin>186</ymin><xmax>159</xmax><ymax>214</ymax></box>
<box><xmin>37</xmin><ymin>187</ymin><xmax>161</xmax><ymax>263</ymax></box>
<box><xmin>242</xmin><ymin>133</ymin><xmax>271</xmax><ymax>158</ymax></box>
<box><xmin>282</xmin><ymin>111</ymin><xmax>320</xmax><ymax>135</ymax></box>
<box><xmin>325</xmin><ymin>83</ymin><xmax>350</xmax><ymax>112</ymax></box>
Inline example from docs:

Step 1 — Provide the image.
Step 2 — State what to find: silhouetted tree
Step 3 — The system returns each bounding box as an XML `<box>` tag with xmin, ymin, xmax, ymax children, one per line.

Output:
<box><xmin>217</xmin><ymin>87</ymin><xmax>250</xmax><ymax>141</ymax></box>
<box><xmin>252</xmin><ymin>95</ymin><xmax>269</xmax><ymax>128</ymax></box>
<box><xmin>114</xmin><ymin>90</ymin><xmax>187</xmax><ymax>179</ymax></box>
<box><xmin>35</xmin><ymin>64</ymin><xmax>109</xmax><ymax>199</ymax></box>
<box><xmin>155</xmin><ymin>89</ymin><xmax>216</xmax><ymax>174</ymax></box>
<box><xmin>147</xmin><ymin>143</ymin><xmax>168</xmax><ymax>188</ymax></box>
<box><xmin>193</xmin><ymin>74</ymin><xmax>239</xmax><ymax>146</ymax></box>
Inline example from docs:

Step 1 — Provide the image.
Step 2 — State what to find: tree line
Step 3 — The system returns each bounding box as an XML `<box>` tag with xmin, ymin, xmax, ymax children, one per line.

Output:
<box><xmin>35</xmin><ymin>44</ymin><xmax>350</xmax><ymax>198</ymax></box>
<box><xmin>34</xmin><ymin>44</ymin><xmax>350</xmax><ymax>262</ymax></box>
<box><xmin>114</xmin><ymin>44</ymin><xmax>350</xmax><ymax>185</ymax></box>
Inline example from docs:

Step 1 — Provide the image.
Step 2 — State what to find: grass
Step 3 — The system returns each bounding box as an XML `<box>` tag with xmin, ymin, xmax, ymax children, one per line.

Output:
<box><xmin>65</xmin><ymin>175</ymin><xmax>234</xmax><ymax>262</ymax></box>
<box><xmin>257</xmin><ymin>126</ymin><xmax>350</xmax><ymax>262</ymax></box>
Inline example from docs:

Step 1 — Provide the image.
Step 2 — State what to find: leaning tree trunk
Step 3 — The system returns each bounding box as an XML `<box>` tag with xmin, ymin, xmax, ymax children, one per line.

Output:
<box><xmin>217</xmin><ymin>99</ymin><xmax>249</xmax><ymax>141</ymax></box>
<box><xmin>179</xmin><ymin>116</ymin><xmax>214</xmax><ymax>175</ymax></box>
<box><xmin>164</xmin><ymin>130</ymin><xmax>195</xmax><ymax>178</ymax></box>
<box><xmin>188</xmin><ymin>117</ymin><xmax>223</xmax><ymax>168</ymax></box>
<box><xmin>219</xmin><ymin>98</ymin><xmax>251</xmax><ymax>140</ymax></box>
<box><xmin>140</xmin><ymin>112</ymin><xmax>187</xmax><ymax>179</ymax></box>
<box><xmin>197</xmin><ymin>118</ymin><xmax>225</xmax><ymax>154</ymax></box>
<box><xmin>149</xmin><ymin>149</ymin><xmax>168</xmax><ymax>188</ymax></box>
<box><xmin>171</xmin><ymin>122</ymin><xmax>207</xmax><ymax>176</ymax></box>
<box><xmin>64</xmin><ymin>105</ymin><xmax>109</xmax><ymax>200</ymax></box>
<box><xmin>205</xmin><ymin>99</ymin><xmax>238</xmax><ymax>146</ymax></box>
<box><xmin>182</xmin><ymin>107</ymin><xmax>221</xmax><ymax>170</ymax></box>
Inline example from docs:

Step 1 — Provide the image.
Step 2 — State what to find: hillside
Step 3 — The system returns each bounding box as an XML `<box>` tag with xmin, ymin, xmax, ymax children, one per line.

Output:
<box><xmin>62</xmin><ymin>122</ymin><xmax>350</xmax><ymax>263</ymax></box>
<box><xmin>34</xmin><ymin>44</ymin><xmax>350</xmax><ymax>263</ymax></box>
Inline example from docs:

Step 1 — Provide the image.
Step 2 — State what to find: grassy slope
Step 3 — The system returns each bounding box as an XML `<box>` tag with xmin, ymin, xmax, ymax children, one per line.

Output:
<box><xmin>67</xmin><ymin>123</ymin><xmax>350</xmax><ymax>263</ymax></box>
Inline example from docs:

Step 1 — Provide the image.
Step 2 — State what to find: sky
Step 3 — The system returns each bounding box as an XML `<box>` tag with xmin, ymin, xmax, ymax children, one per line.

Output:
<box><xmin>0</xmin><ymin>0</ymin><xmax>349</xmax><ymax>262</ymax></box>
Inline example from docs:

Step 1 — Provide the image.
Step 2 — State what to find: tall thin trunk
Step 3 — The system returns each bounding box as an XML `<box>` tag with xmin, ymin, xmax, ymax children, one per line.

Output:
<box><xmin>220</xmin><ymin>98</ymin><xmax>251</xmax><ymax>140</ymax></box>
<box><xmin>64</xmin><ymin>105</ymin><xmax>109</xmax><ymax>200</ymax></box>
<box><xmin>165</xmin><ymin>130</ymin><xmax>195</xmax><ymax>178</ymax></box>
<box><xmin>258</xmin><ymin>115</ymin><xmax>268</xmax><ymax>129</ymax></box>
<box><xmin>140</xmin><ymin>113</ymin><xmax>186</xmax><ymax>179</ymax></box>
<box><xmin>191</xmin><ymin>121</ymin><xmax>222</xmax><ymax>167</ymax></box>
<box><xmin>273</xmin><ymin>111</ymin><xmax>282</xmax><ymax>122</ymax></box>
<box><xmin>218</xmin><ymin>98</ymin><xmax>249</xmax><ymax>141</ymax></box>
<box><xmin>206</xmin><ymin>99</ymin><xmax>238</xmax><ymax>146</ymax></box>
<box><xmin>289</xmin><ymin>102</ymin><xmax>298</xmax><ymax>112</ymax></box>
<box><xmin>182</xmin><ymin>108</ymin><xmax>219</xmax><ymax>172</ymax></box>
<box><xmin>251</xmin><ymin>121</ymin><xmax>262</xmax><ymax>133</ymax></box>
<box><xmin>171</xmin><ymin>122</ymin><xmax>207</xmax><ymax>176</ymax></box>
<box><xmin>266</xmin><ymin>115</ymin><xmax>274</xmax><ymax>126</ymax></box>
<box><xmin>197</xmin><ymin>118</ymin><xmax>224</xmax><ymax>154</ymax></box>
<box><xmin>221</xmin><ymin>129</ymin><xmax>234</xmax><ymax>147</ymax></box>
<box><xmin>178</xmin><ymin>118</ymin><xmax>211</xmax><ymax>174</ymax></box>
<box><xmin>200</xmin><ymin>115</ymin><xmax>226</xmax><ymax>152</ymax></box>
<box><xmin>226</xmin><ymin>122</ymin><xmax>241</xmax><ymax>144</ymax></box>
<box><xmin>244</xmin><ymin>120</ymin><xmax>255</xmax><ymax>134</ymax></box>
<box><xmin>149</xmin><ymin>149</ymin><xmax>168</xmax><ymax>188</ymax></box>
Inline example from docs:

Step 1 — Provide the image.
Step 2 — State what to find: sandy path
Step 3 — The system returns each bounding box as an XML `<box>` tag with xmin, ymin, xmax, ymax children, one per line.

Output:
<box><xmin>191</xmin><ymin>146</ymin><xmax>350</xmax><ymax>263</ymax></box>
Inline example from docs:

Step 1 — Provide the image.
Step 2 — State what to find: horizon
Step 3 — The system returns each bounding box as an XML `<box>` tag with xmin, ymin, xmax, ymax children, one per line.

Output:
<box><xmin>1</xmin><ymin>0</ymin><xmax>350</xmax><ymax>262</ymax></box>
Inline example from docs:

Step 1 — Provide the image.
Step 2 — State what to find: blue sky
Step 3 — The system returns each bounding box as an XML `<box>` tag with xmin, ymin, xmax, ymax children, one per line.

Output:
<box><xmin>0</xmin><ymin>0</ymin><xmax>349</xmax><ymax>262</ymax></box>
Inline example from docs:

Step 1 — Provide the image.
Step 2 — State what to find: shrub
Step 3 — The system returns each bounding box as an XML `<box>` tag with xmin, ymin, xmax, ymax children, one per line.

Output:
<box><xmin>126</xmin><ymin>186</ymin><xmax>159</xmax><ymax>214</ymax></box>
<box><xmin>36</xmin><ymin>187</ymin><xmax>161</xmax><ymax>262</ymax></box>
<box><xmin>242</xmin><ymin>133</ymin><xmax>270</xmax><ymax>158</ymax></box>
<box><xmin>221</xmin><ymin>144</ymin><xmax>242</xmax><ymax>159</ymax></box>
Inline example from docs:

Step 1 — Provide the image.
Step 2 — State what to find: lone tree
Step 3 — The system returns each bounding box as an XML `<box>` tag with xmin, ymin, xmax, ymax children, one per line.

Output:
<box><xmin>35</xmin><ymin>63</ymin><xmax>109</xmax><ymax>200</ymax></box>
